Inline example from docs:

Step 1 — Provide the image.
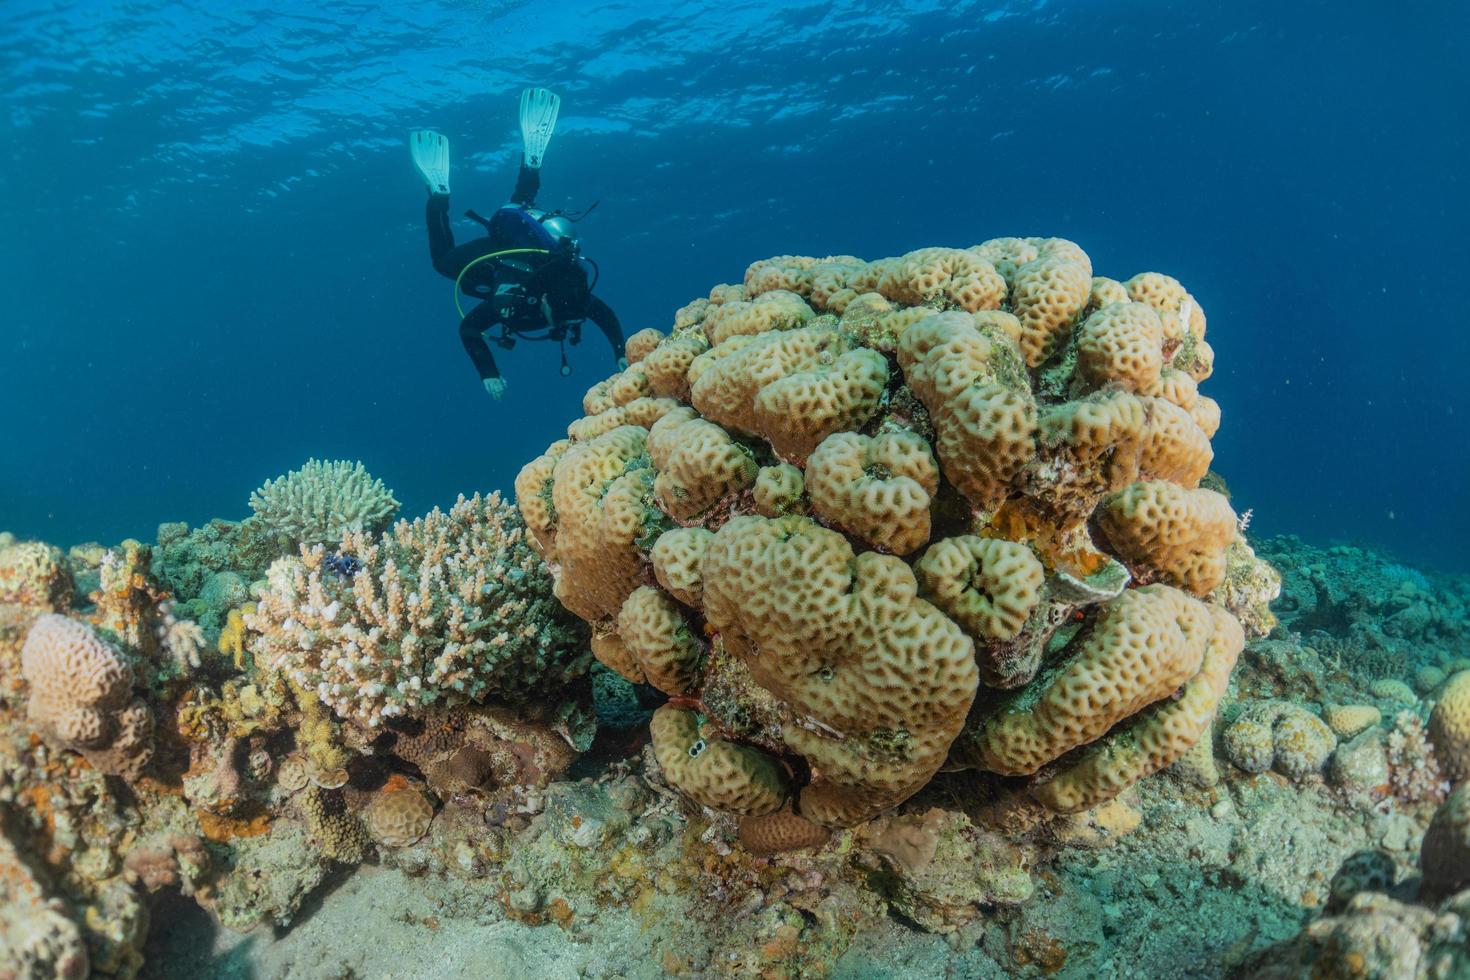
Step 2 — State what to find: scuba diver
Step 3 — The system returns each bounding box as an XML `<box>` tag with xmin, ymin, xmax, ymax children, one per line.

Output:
<box><xmin>410</xmin><ymin>88</ymin><xmax>625</xmax><ymax>400</ymax></box>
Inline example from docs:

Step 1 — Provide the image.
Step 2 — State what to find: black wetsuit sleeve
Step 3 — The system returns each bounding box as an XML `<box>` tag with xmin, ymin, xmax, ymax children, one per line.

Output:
<box><xmin>459</xmin><ymin>301</ymin><xmax>502</xmax><ymax>381</ymax></box>
<box><xmin>511</xmin><ymin>163</ymin><xmax>540</xmax><ymax>206</ymax></box>
<box><xmin>586</xmin><ymin>296</ymin><xmax>625</xmax><ymax>362</ymax></box>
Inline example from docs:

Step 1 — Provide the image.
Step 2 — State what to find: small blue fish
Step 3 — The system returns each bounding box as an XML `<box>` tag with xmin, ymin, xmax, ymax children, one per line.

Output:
<box><xmin>324</xmin><ymin>552</ymin><xmax>363</xmax><ymax>581</ymax></box>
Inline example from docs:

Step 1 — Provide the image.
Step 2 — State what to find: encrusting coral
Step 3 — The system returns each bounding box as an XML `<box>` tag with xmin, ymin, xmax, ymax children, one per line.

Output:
<box><xmin>0</xmin><ymin>831</ymin><xmax>90</xmax><ymax>979</ymax></box>
<box><xmin>517</xmin><ymin>237</ymin><xmax>1275</xmax><ymax>830</ymax></box>
<box><xmin>247</xmin><ymin>458</ymin><xmax>401</xmax><ymax>549</ymax></box>
<box><xmin>0</xmin><ymin>538</ymin><xmax>75</xmax><ymax>610</ymax></box>
<box><xmin>247</xmin><ymin>492</ymin><xmax>588</xmax><ymax>729</ymax></box>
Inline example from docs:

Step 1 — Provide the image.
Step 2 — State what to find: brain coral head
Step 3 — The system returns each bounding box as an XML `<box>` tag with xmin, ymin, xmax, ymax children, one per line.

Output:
<box><xmin>516</xmin><ymin>236</ymin><xmax>1258</xmax><ymax>828</ymax></box>
<box><xmin>21</xmin><ymin>614</ymin><xmax>154</xmax><ymax>778</ymax></box>
<box><xmin>364</xmin><ymin>786</ymin><xmax>435</xmax><ymax>847</ymax></box>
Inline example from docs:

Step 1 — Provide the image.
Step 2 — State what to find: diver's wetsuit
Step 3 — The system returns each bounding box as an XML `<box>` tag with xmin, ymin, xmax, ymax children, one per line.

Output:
<box><xmin>427</xmin><ymin>164</ymin><xmax>624</xmax><ymax>383</ymax></box>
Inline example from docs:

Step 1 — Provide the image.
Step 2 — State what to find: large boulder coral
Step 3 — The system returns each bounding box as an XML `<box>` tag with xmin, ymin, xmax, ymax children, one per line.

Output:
<box><xmin>247</xmin><ymin>492</ymin><xmax>588</xmax><ymax>729</ymax></box>
<box><xmin>516</xmin><ymin>238</ymin><xmax>1274</xmax><ymax>829</ymax></box>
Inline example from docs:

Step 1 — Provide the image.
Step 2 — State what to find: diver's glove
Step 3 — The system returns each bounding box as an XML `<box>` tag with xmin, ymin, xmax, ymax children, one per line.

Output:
<box><xmin>483</xmin><ymin>377</ymin><xmax>508</xmax><ymax>401</ymax></box>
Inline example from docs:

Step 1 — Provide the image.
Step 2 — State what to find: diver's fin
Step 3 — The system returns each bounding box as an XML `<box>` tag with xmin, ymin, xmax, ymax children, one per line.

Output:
<box><xmin>410</xmin><ymin>130</ymin><xmax>451</xmax><ymax>194</ymax></box>
<box><xmin>519</xmin><ymin>88</ymin><xmax>560</xmax><ymax>169</ymax></box>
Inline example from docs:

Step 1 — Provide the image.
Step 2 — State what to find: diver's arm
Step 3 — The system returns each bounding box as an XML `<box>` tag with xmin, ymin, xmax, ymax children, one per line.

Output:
<box><xmin>459</xmin><ymin>305</ymin><xmax>502</xmax><ymax>382</ymax></box>
<box><xmin>586</xmin><ymin>295</ymin><xmax>626</xmax><ymax>364</ymax></box>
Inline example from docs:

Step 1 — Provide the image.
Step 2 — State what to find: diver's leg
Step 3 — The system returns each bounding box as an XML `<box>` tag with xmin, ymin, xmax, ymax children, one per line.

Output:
<box><xmin>427</xmin><ymin>192</ymin><xmax>457</xmax><ymax>274</ymax></box>
<box><xmin>586</xmin><ymin>295</ymin><xmax>627</xmax><ymax>367</ymax></box>
<box><xmin>510</xmin><ymin>163</ymin><xmax>540</xmax><ymax>207</ymax></box>
<box><xmin>438</xmin><ymin>238</ymin><xmax>504</xmax><ymax>294</ymax></box>
<box><xmin>459</xmin><ymin>302</ymin><xmax>502</xmax><ymax>382</ymax></box>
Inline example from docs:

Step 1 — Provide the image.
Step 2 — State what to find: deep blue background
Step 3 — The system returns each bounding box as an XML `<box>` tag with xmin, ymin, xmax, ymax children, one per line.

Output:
<box><xmin>2</xmin><ymin>1</ymin><xmax>1466</xmax><ymax>568</ymax></box>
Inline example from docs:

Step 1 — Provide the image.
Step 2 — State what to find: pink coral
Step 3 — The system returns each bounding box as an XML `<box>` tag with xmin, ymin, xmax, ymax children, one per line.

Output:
<box><xmin>20</xmin><ymin>614</ymin><xmax>154</xmax><ymax>780</ymax></box>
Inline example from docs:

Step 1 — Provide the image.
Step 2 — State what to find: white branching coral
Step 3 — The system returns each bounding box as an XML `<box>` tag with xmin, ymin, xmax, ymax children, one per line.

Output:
<box><xmin>246</xmin><ymin>493</ymin><xmax>589</xmax><ymax>728</ymax></box>
<box><xmin>154</xmin><ymin>600</ymin><xmax>206</xmax><ymax>672</ymax></box>
<box><xmin>248</xmin><ymin>458</ymin><xmax>400</xmax><ymax>548</ymax></box>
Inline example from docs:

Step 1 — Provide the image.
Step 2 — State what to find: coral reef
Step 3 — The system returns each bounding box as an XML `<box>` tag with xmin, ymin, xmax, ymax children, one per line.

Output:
<box><xmin>516</xmin><ymin>240</ymin><xmax>1273</xmax><ymax>830</ymax></box>
<box><xmin>0</xmin><ymin>519</ymin><xmax>1456</xmax><ymax>978</ymax></box>
<box><xmin>1262</xmin><ymin>535</ymin><xmax>1470</xmax><ymax>680</ymax></box>
<box><xmin>0</xmin><ymin>478</ymin><xmax>600</xmax><ymax>976</ymax></box>
<box><xmin>6</xmin><ymin>249</ymin><xmax>1469</xmax><ymax>979</ymax></box>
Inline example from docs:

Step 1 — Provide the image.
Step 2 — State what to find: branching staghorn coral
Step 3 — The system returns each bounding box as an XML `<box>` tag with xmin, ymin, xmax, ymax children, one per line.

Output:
<box><xmin>248</xmin><ymin>458</ymin><xmax>400</xmax><ymax>549</ymax></box>
<box><xmin>247</xmin><ymin>493</ymin><xmax>588</xmax><ymax>728</ymax></box>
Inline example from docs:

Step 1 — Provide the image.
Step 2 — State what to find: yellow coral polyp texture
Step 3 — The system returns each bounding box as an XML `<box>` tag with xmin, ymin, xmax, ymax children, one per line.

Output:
<box><xmin>516</xmin><ymin>238</ymin><xmax>1264</xmax><ymax>826</ymax></box>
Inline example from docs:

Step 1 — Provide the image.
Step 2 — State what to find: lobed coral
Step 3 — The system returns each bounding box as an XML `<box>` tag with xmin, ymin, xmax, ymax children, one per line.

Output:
<box><xmin>1096</xmin><ymin>481</ymin><xmax>1237</xmax><ymax>595</ymax></box>
<box><xmin>517</xmin><ymin>237</ymin><xmax>1268</xmax><ymax>829</ymax></box>
<box><xmin>248</xmin><ymin>458</ymin><xmax>400</xmax><ymax>549</ymax></box>
<box><xmin>956</xmin><ymin>584</ymin><xmax>1244</xmax><ymax>812</ymax></box>
<box><xmin>1430</xmin><ymin>670</ymin><xmax>1470</xmax><ymax>782</ymax></box>
<box><xmin>247</xmin><ymin>493</ymin><xmax>588</xmax><ymax>729</ymax></box>
<box><xmin>1222</xmin><ymin>701</ymin><xmax>1338</xmax><ymax>781</ymax></box>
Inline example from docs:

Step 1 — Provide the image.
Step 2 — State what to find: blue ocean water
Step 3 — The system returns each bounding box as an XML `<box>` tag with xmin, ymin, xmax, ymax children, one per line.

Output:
<box><xmin>1</xmin><ymin>0</ymin><xmax>1465</xmax><ymax>569</ymax></box>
